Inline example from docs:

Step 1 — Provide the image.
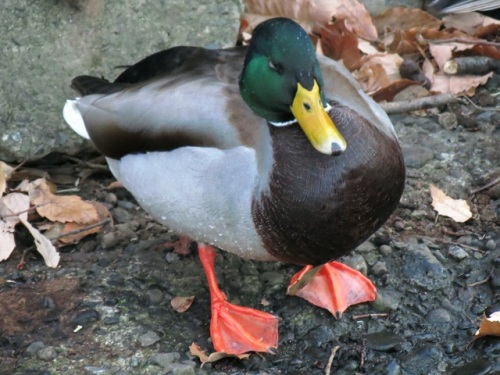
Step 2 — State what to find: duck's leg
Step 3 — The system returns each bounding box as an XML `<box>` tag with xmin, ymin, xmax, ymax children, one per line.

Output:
<box><xmin>198</xmin><ymin>243</ymin><xmax>279</xmax><ymax>355</ymax></box>
<box><xmin>287</xmin><ymin>261</ymin><xmax>376</xmax><ymax>318</ymax></box>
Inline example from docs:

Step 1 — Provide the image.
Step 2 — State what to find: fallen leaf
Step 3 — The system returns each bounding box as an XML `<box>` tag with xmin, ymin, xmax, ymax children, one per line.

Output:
<box><xmin>18</xmin><ymin>215</ymin><xmax>60</xmax><ymax>268</ymax></box>
<box><xmin>24</xmin><ymin>178</ymin><xmax>99</xmax><ymax>225</ymax></box>
<box><xmin>320</xmin><ymin>19</ymin><xmax>362</xmax><ymax>71</ymax></box>
<box><xmin>430</xmin><ymin>184</ymin><xmax>472</xmax><ymax>223</ymax></box>
<box><xmin>0</xmin><ymin>193</ymin><xmax>30</xmax><ymax>261</ymax></box>
<box><xmin>58</xmin><ymin>201</ymin><xmax>111</xmax><ymax>244</ymax></box>
<box><xmin>474</xmin><ymin>306</ymin><xmax>500</xmax><ymax>339</ymax></box>
<box><xmin>171</xmin><ymin>296</ymin><xmax>195</xmax><ymax>313</ymax></box>
<box><xmin>242</xmin><ymin>0</ymin><xmax>377</xmax><ymax>40</ymax></box>
<box><xmin>430</xmin><ymin>72</ymin><xmax>493</xmax><ymax>96</ymax></box>
<box><xmin>189</xmin><ymin>343</ymin><xmax>249</xmax><ymax>366</ymax></box>
<box><xmin>0</xmin><ymin>161</ymin><xmax>15</xmax><ymax>196</ymax></box>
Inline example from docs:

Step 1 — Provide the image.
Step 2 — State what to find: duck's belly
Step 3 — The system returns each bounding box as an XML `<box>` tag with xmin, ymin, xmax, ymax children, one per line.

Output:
<box><xmin>106</xmin><ymin>147</ymin><xmax>277</xmax><ymax>261</ymax></box>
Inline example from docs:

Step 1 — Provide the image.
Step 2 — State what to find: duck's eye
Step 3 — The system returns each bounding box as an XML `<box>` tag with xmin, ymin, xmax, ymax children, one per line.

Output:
<box><xmin>303</xmin><ymin>102</ymin><xmax>311</xmax><ymax>111</ymax></box>
<box><xmin>268</xmin><ymin>59</ymin><xmax>283</xmax><ymax>73</ymax></box>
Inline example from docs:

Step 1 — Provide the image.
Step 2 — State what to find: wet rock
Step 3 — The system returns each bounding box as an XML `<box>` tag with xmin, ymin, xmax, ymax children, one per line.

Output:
<box><xmin>426</xmin><ymin>308</ymin><xmax>451</xmax><ymax>323</ymax></box>
<box><xmin>448</xmin><ymin>245</ymin><xmax>469</xmax><ymax>261</ymax></box>
<box><xmin>438</xmin><ymin>112</ymin><xmax>457</xmax><ymax>129</ymax></box>
<box><xmin>371</xmin><ymin>261</ymin><xmax>388</xmax><ymax>276</ymax></box>
<box><xmin>343</xmin><ymin>254</ymin><xmax>368</xmax><ymax>275</ymax></box>
<box><xmin>365</xmin><ymin>331</ymin><xmax>405</xmax><ymax>351</ymax></box>
<box><xmin>146</xmin><ymin>288</ymin><xmax>165</xmax><ymax>305</ymax></box>
<box><xmin>169</xmin><ymin>363</ymin><xmax>196</xmax><ymax>375</ymax></box>
<box><xmin>485</xmin><ymin>239</ymin><xmax>497</xmax><ymax>251</ymax></box>
<box><xmin>37</xmin><ymin>346</ymin><xmax>57</xmax><ymax>361</ymax></box>
<box><xmin>72</xmin><ymin>309</ymin><xmax>100</xmax><ymax>327</ymax></box>
<box><xmin>25</xmin><ymin>341</ymin><xmax>45</xmax><ymax>356</ymax></box>
<box><xmin>449</xmin><ymin>358</ymin><xmax>492</xmax><ymax>375</ymax></box>
<box><xmin>373</xmin><ymin>289</ymin><xmax>401</xmax><ymax>312</ymax></box>
<box><xmin>355</xmin><ymin>241</ymin><xmax>376</xmax><ymax>253</ymax></box>
<box><xmin>111</xmin><ymin>207</ymin><xmax>132</xmax><ymax>224</ymax></box>
<box><xmin>386</xmin><ymin>360</ymin><xmax>402</xmax><ymax>375</ymax></box>
<box><xmin>101</xmin><ymin>232</ymin><xmax>121</xmax><ymax>249</ymax></box>
<box><xmin>150</xmin><ymin>352</ymin><xmax>181</xmax><ymax>368</ymax></box>
<box><xmin>104</xmin><ymin>192</ymin><xmax>117</xmax><ymax>205</ymax></box>
<box><xmin>103</xmin><ymin>316</ymin><xmax>120</xmax><ymax>326</ymax></box>
<box><xmin>402</xmin><ymin>144</ymin><xmax>435</xmax><ymax>168</ymax></box>
<box><xmin>379</xmin><ymin>245</ymin><xmax>393</xmax><ymax>255</ymax></box>
<box><xmin>402</xmin><ymin>244</ymin><xmax>450</xmax><ymax>291</ymax></box>
<box><xmin>400</xmin><ymin>345</ymin><xmax>444</xmax><ymax>375</ymax></box>
<box><xmin>139</xmin><ymin>331</ymin><xmax>160</xmax><ymax>347</ymax></box>
<box><xmin>490</xmin><ymin>269</ymin><xmax>500</xmax><ymax>291</ymax></box>
<box><xmin>84</xmin><ymin>366</ymin><xmax>108</xmax><ymax>375</ymax></box>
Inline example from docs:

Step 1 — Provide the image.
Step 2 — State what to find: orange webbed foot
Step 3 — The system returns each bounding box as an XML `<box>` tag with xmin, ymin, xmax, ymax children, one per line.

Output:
<box><xmin>287</xmin><ymin>261</ymin><xmax>376</xmax><ymax>318</ymax></box>
<box><xmin>198</xmin><ymin>243</ymin><xmax>279</xmax><ymax>355</ymax></box>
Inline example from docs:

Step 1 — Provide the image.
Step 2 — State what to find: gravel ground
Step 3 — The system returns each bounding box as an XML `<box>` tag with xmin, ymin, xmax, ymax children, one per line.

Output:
<box><xmin>0</xmin><ymin>76</ymin><xmax>499</xmax><ymax>374</ymax></box>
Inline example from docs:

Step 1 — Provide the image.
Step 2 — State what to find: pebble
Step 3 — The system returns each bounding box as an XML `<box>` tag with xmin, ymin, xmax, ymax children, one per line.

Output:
<box><xmin>169</xmin><ymin>363</ymin><xmax>196</xmax><ymax>375</ymax></box>
<box><xmin>371</xmin><ymin>261</ymin><xmax>388</xmax><ymax>276</ymax></box>
<box><xmin>438</xmin><ymin>112</ymin><xmax>458</xmax><ymax>129</ymax></box>
<box><xmin>426</xmin><ymin>308</ymin><xmax>451</xmax><ymax>323</ymax></box>
<box><xmin>103</xmin><ymin>315</ymin><xmax>120</xmax><ymax>325</ymax></box>
<box><xmin>410</xmin><ymin>210</ymin><xmax>428</xmax><ymax>220</ymax></box>
<box><xmin>402</xmin><ymin>244</ymin><xmax>450</xmax><ymax>291</ymax></box>
<box><xmin>343</xmin><ymin>254</ymin><xmax>368</xmax><ymax>275</ymax></box>
<box><xmin>104</xmin><ymin>192</ymin><xmax>117</xmax><ymax>204</ymax></box>
<box><xmin>111</xmin><ymin>207</ymin><xmax>132</xmax><ymax>224</ymax></box>
<box><xmin>379</xmin><ymin>245</ymin><xmax>393</xmax><ymax>255</ymax></box>
<box><xmin>448</xmin><ymin>358</ymin><xmax>492</xmax><ymax>375</ymax></box>
<box><xmin>117</xmin><ymin>200</ymin><xmax>137</xmax><ymax>211</ymax></box>
<box><xmin>26</xmin><ymin>341</ymin><xmax>45</xmax><ymax>356</ymax></box>
<box><xmin>84</xmin><ymin>366</ymin><xmax>108</xmax><ymax>375</ymax></box>
<box><xmin>386</xmin><ymin>360</ymin><xmax>402</xmax><ymax>375</ymax></box>
<box><xmin>146</xmin><ymin>288</ymin><xmax>165</xmax><ymax>305</ymax></box>
<box><xmin>72</xmin><ymin>309</ymin><xmax>100</xmax><ymax>327</ymax></box>
<box><xmin>490</xmin><ymin>269</ymin><xmax>500</xmax><ymax>290</ymax></box>
<box><xmin>401</xmin><ymin>144</ymin><xmax>435</xmax><ymax>168</ymax></box>
<box><xmin>150</xmin><ymin>352</ymin><xmax>181</xmax><ymax>368</ymax></box>
<box><xmin>38</xmin><ymin>346</ymin><xmax>57</xmax><ymax>361</ymax></box>
<box><xmin>101</xmin><ymin>232</ymin><xmax>121</xmax><ymax>249</ymax></box>
<box><xmin>355</xmin><ymin>241</ymin><xmax>376</xmax><ymax>253</ymax></box>
<box><xmin>365</xmin><ymin>331</ymin><xmax>405</xmax><ymax>351</ymax></box>
<box><xmin>400</xmin><ymin>345</ymin><xmax>444</xmax><ymax>375</ymax></box>
<box><xmin>139</xmin><ymin>330</ymin><xmax>160</xmax><ymax>347</ymax></box>
<box><xmin>448</xmin><ymin>245</ymin><xmax>469</xmax><ymax>261</ymax></box>
<box><xmin>394</xmin><ymin>221</ymin><xmax>405</xmax><ymax>232</ymax></box>
<box><xmin>372</xmin><ymin>289</ymin><xmax>401</xmax><ymax>312</ymax></box>
<box><xmin>485</xmin><ymin>239</ymin><xmax>497</xmax><ymax>251</ymax></box>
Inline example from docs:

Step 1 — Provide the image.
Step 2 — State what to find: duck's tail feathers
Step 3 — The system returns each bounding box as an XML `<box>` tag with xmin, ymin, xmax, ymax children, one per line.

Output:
<box><xmin>63</xmin><ymin>99</ymin><xmax>90</xmax><ymax>139</ymax></box>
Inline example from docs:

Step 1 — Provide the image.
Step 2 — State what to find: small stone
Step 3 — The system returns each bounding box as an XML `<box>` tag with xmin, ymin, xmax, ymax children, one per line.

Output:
<box><xmin>139</xmin><ymin>331</ymin><xmax>160</xmax><ymax>347</ymax></box>
<box><xmin>485</xmin><ymin>239</ymin><xmax>497</xmax><ymax>251</ymax></box>
<box><xmin>448</xmin><ymin>245</ymin><xmax>469</xmax><ymax>261</ymax></box>
<box><xmin>103</xmin><ymin>315</ymin><xmax>120</xmax><ymax>325</ymax></box>
<box><xmin>112</xmin><ymin>207</ymin><xmax>132</xmax><ymax>224</ymax></box>
<box><xmin>400</xmin><ymin>345</ymin><xmax>444</xmax><ymax>375</ymax></box>
<box><xmin>448</xmin><ymin>358</ymin><xmax>492</xmax><ymax>375</ymax></box>
<box><xmin>104</xmin><ymin>192</ymin><xmax>117</xmax><ymax>204</ymax></box>
<box><xmin>84</xmin><ymin>366</ymin><xmax>108</xmax><ymax>375</ymax></box>
<box><xmin>169</xmin><ymin>363</ymin><xmax>196</xmax><ymax>375</ymax></box>
<box><xmin>72</xmin><ymin>309</ymin><xmax>100</xmax><ymax>327</ymax></box>
<box><xmin>426</xmin><ymin>308</ymin><xmax>451</xmax><ymax>323</ymax></box>
<box><xmin>117</xmin><ymin>200</ymin><xmax>137</xmax><ymax>211</ymax></box>
<box><xmin>373</xmin><ymin>289</ymin><xmax>401</xmax><ymax>312</ymax></box>
<box><xmin>38</xmin><ymin>346</ymin><xmax>57</xmax><ymax>361</ymax></box>
<box><xmin>379</xmin><ymin>245</ymin><xmax>393</xmax><ymax>255</ymax></box>
<box><xmin>394</xmin><ymin>221</ymin><xmax>405</xmax><ymax>232</ymax></box>
<box><xmin>490</xmin><ymin>269</ymin><xmax>500</xmax><ymax>291</ymax></box>
<box><xmin>410</xmin><ymin>210</ymin><xmax>428</xmax><ymax>220</ymax></box>
<box><xmin>150</xmin><ymin>352</ymin><xmax>181</xmax><ymax>368</ymax></box>
<box><xmin>355</xmin><ymin>241</ymin><xmax>376</xmax><ymax>253</ymax></box>
<box><xmin>101</xmin><ymin>232</ymin><xmax>121</xmax><ymax>249</ymax></box>
<box><xmin>146</xmin><ymin>288</ymin><xmax>164</xmax><ymax>305</ymax></box>
<box><xmin>26</xmin><ymin>341</ymin><xmax>45</xmax><ymax>356</ymax></box>
<box><xmin>371</xmin><ymin>261</ymin><xmax>388</xmax><ymax>276</ymax></box>
<box><xmin>402</xmin><ymin>244</ymin><xmax>450</xmax><ymax>291</ymax></box>
<box><xmin>343</xmin><ymin>254</ymin><xmax>367</xmax><ymax>275</ymax></box>
<box><xmin>438</xmin><ymin>112</ymin><xmax>457</xmax><ymax>129</ymax></box>
<box><xmin>365</xmin><ymin>331</ymin><xmax>405</xmax><ymax>351</ymax></box>
<box><xmin>402</xmin><ymin>145</ymin><xmax>435</xmax><ymax>169</ymax></box>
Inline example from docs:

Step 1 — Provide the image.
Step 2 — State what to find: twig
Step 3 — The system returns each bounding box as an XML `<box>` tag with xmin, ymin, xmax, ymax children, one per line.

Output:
<box><xmin>0</xmin><ymin>202</ymin><xmax>49</xmax><ymax>219</ymax></box>
<box><xmin>467</xmin><ymin>272</ymin><xmax>492</xmax><ymax>287</ymax></box>
<box><xmin>428</xmin><ymin>37</ymin><xmax>500</xmax><ymax>48</ymax></box>
<box><xmin>351</xmin><ymin>313</ymin><xmax>388</xmax><ymax>320</ymax></box>
<box><xmin>53</xmin><ymin>218</ymin><xmax>111</xmax><ymax>240</ymax></box>
<box><xmin>470</xmin><ymin>176</ymin><xmax>500</xmax><ymax>195</ymax></box>
<box><xmin>325</xmin><ymin>345</ymin><xmax>340</xmax><ymax>375</ymax></box>
<box><xmin>462</xmin><ymin>96</ymin><xmax>500</xmax><ymax>112</ymax></box>
<box><xmin>380</xmin><ymin>94</ymin><xmax>459</xmax><ymax>114</ymax></box>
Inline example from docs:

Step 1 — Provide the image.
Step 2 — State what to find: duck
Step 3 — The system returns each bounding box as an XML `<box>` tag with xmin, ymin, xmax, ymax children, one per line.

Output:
<box><xmin>63</xmin><ymin>17</ymin><xmax>406</xmax><ymax>355</ymax></box>
<box><xmin>424</xmin><ymin>0</ymin><xmax>500</xmax><ymax>18</ymax></box>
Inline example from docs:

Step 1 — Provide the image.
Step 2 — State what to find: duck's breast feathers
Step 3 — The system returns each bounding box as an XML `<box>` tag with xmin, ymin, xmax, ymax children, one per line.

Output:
<box><xmin>63</xmin><ymin>46</ymin><xmax>263</xmax><ymax>159</ymax></box>
<box><xmin>253</xmin><ymin>101</ymin><xmax>405</xmax><ymax>266</ymax></box>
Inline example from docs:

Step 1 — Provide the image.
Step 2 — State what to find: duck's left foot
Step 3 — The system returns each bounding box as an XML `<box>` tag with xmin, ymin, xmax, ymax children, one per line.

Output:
<box><xmin>198</xmin><ymin>243</ymin><xmax>279</xmax><ymax>355</ymax></box>
<box><xmin>287</xmin><ymin>261</ymin><xmax>376</xmax><ymax>318</ymax></box>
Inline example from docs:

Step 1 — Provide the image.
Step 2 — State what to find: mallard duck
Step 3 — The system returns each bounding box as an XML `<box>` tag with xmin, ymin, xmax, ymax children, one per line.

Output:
<box><xmin>64</xmin><ymin>17</ymin><xmax>405</xmax><ymax>355</ymax></box>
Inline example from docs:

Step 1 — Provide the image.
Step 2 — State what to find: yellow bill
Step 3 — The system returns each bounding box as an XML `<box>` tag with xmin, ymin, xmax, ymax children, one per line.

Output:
<box><xmin>291</xmin><ymin>81</ymin><xmax>347</xmax><ymax>155</ymax></box>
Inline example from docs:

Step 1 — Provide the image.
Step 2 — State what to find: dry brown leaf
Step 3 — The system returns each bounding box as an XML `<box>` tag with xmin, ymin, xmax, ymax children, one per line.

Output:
<box><xmin>0</xmin><ymin>161</ymin><xmax>15</xmax><ymax>196</ymax></box>
<box><xmin>25</xmin><ymin>178</ymin><xmax>99</xmax><ymax>225</ymax></box>
<box><xmin>430</xmin><ymin>72</ymin><xmax>493</xmax><ymax>96</ymax></box>
<box><xmin>58</xmin><ymin>201</ymin><xmax>111</xmax><ymax>244</ymax></box>
<box><xmin>0</xmin><ymin>193</ymin><xmax>30</xmax><ymax>261</ymax></box>
<box><xmin>474</xmin><ymin>307</ymin><xmax>500</xmax><ymax>339</ymax></box>
<box><xmin>242</xmin><ymin>0</ymin><xmax>377</xmax><ymax>40</ymax></box>
<box><xmin>320</xmin><ymin>19</ymin><xmax>362</xmax><ymax>71</ymax></box>
<box><xmin>189</xmin><ymin>343</ymin><xmax>249</xmax><ymax>366</ymax></box>
<box><xmin>430</xmin><ymin>184</ymin><xmax>472</xmax><ymax>223</ymax></box>
<box><xmin>443</xmin><ymin>12</ymin><xmax>500</xmax><ymax>35</ymax></box>
<box><xmin>373</xmin><ymin>7</ymin><xmax>442</xmax><ymax>35</ymax></box>
<box><xmin>18</xmin><ymin>215</ymin><xmax>60</xmax><ymax>268</ymax></box>
<box><xmin>171</xmin><ymin>296</ymin><xmax>195</xmax><ymax>313</ymax></box>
